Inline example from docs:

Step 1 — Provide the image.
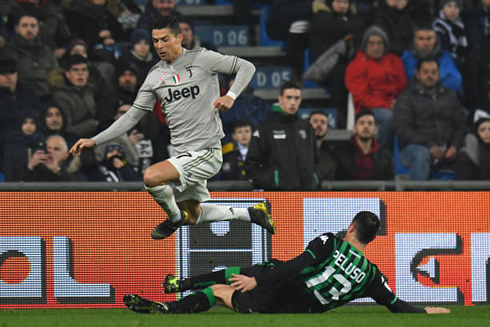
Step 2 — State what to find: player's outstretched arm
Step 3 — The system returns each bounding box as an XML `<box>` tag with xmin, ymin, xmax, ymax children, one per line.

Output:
<box><xmin>70</xmin><ymin>139</ymin><xmax>95</xmax><ymax>156</ymax></box>
<box><xmin>424</xmin><ymin>307</ymin><xmax>451</xmax><ymax>314</ymax></box>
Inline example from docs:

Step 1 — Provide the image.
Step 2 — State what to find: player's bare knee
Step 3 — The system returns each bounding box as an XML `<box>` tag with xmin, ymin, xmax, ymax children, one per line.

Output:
<box><xmin>210</xmin><ymin>284</ymin><xmax>234</xmax><ymax>309</ymax></box>
<box><xmin>177</xmin><ymin>201</ymin><xmax>201</xmax><ymax>224</ymax></box>
<box><xmin>143</xmin><ymin>167</ymin><xmax>166</xmax><ymax>188</ymax></box>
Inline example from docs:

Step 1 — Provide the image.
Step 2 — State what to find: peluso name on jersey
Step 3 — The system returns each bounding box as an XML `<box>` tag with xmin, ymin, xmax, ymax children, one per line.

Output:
<box><xmin>164</xmin><ymin>85</ymin><xmax>200</xmax><ymax>103</ymax></box>
<box><xmin>333</xmin><ymin>250</ymin><xmax>367</xmax><ymax>283</ymax></box>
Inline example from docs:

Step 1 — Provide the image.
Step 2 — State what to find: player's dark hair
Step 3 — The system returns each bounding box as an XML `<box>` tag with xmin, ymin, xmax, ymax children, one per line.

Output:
<box><xmin>150</xmin><ymin>16</ymin><xmax>181</xmax><ymax>36</ymax></box>
<box><xmin>354</xmin><ymin>109</ymin><xmax>375</xmax><ymax>124</ymax></box>
<box><xmin>308</xmin><ymin>110</ymin><xmax>328</xmax><ymax>121</ymax></box>
<box><xmin>351</xmin><ymin>211</ymin><xmax>380</xmax><ymax>244</ymax></box>
<box><xmin>232</xmin><ymin>119</ymin><xmax>252</xmax><ymax>133</ymax></box>
<box><xmin>416</xmin><ymin>57</ymin><xmax>439</xmax><ymax>71</ymax></box>
<box><xmin>279</xmin><ymin>80</ymin><xmax>302</xmax><ymax>96</ymax></box>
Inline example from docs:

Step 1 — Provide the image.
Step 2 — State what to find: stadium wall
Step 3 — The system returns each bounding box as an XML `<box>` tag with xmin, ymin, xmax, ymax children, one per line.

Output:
<box><xmin>1</xmin><ymin>191</ymin><xmax>489</xmax><ymax>308</ymax></box>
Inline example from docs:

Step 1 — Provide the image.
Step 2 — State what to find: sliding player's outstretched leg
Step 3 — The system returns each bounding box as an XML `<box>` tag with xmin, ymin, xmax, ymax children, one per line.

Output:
<box><xmin>163</xmin><ymin>267</ymin><xmax>241</xmax><ymax>293</ymax></box>
<box><xmin>124</xmin><ymin>287</ymin><xmax>217</xmax><ymax>314</ymax></box>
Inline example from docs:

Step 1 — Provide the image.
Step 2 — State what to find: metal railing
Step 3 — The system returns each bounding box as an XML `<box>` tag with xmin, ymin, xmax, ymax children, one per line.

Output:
<box><xmin>1</xmin><ymin>181</ymin><xmax>489</xmax><ymax>191</ymax></box>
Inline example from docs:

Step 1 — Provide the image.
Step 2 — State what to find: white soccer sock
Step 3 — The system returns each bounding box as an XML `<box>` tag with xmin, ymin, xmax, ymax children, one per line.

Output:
<box><xmin>196</xmin><ymin>204</ymin><xmax>250</xmax><ymax>225</ymax></box>
<box><xmin>146</xmin><ymin>184</ymin><xmax>181</xmax><ymax>223</ymax></box>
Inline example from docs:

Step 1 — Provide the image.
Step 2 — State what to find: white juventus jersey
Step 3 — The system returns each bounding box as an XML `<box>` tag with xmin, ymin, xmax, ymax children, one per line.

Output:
<box><xmin>132</xmin><ymin>48</ymin><xmax>249</xmax><ymax>156</ymax></box>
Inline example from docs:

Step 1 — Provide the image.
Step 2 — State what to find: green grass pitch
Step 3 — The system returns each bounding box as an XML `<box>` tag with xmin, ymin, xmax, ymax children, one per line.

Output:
<box><xmin>0</xmin><ymin>305</ymin><xmax>488</xmax><ymax>327</ymax></box>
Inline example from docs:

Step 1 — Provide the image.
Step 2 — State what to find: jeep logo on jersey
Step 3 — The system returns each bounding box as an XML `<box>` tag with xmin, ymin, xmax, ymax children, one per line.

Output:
<box><xmin>164</xmin><ymin>86</ymin><xmax>200</xmax><ymax>103</ymax></box>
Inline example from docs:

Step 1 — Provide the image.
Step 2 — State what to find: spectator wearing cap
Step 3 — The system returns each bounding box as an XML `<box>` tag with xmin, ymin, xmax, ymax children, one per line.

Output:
<box><xmin>456</xmin><ymin>112</ymin><xmax>490</xmax><ymax>180</ymax></box>
<box><xmin>52</xmin><ymin>54</ymin><xmax>99</xmax><ymax>138</ymax></box>
<box><xmin>97</xmin><ymin>64</ymin><xmax>139</xmax><ymax>127</ymax></box>
<box><xmin>137</xmin><ymin>0</ymin><xmax>182</xmax><ymax>31</ymax></box>
<box><xmin>401</xmin><ymin>24</ymin><xmax>462</xmax><ymax>92</ymax></box>
<box><xmin>116</xmin><ymin>28</ymin><xmax>157</xmax><ymax>87</ymax></box>
<box><xmin>433</xmin><ymin>0</ymin><xmax>468</xmax><ymax>67</ymax></box>
<box><xmin>345</xmin><ymin>25</ymin><xmax>407</xmax><ymax>151</ymax></box>
<box><xmin>0</xmin><ymin>58</ymin><xmax>40</xmax><ymax>165</ymax></box>
<box><xmin>0</xmin><ymin>11</ymin><xmax>58</xmax><ymax>101</ymax></box>
<box><xmin>93</xmin><ymin>142</ymin><xmax>140</xmax><ymax>182</ymax></box>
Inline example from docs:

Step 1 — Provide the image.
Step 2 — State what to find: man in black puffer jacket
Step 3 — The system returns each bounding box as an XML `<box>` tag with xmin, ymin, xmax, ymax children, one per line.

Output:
<box><xmin>393</xmin><ymin>58</ymin><xmax>466</xmax><ymax>180</ymax></box>
<box><xmin>244</xmin><ymin>81</ymin><xmax>319</xmax><ymax>190</ymax></box>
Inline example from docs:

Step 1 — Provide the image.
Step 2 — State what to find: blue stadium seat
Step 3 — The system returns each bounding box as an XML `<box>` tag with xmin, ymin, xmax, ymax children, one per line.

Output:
<box><xmin>259</xmin><ymin>6</ymin><xmax>286</xmax><ymax>47</ymax></box>
<box><xmin>194</xmin><ymin>25</ymin><xmax>249</xmax><ymax>47</ymax></box>
<box><xmin>0</xmin><ymin>172</ymin><xmax>4</xmax><ymax>182</ymax></box>
<box><xmin>249</xmin><ymin>66</ymin><xmax>292</xmax><ymax>89</ymax></box>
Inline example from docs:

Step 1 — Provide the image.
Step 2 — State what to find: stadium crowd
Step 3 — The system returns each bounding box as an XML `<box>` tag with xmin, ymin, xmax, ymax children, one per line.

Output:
<box><xmin>1</xmin><ymin>0</ymin><xmax>490</xmax><ymax>185</ymax></box>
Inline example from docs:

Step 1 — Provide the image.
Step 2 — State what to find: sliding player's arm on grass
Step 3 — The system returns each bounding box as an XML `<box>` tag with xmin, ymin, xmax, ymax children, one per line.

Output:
<box><xmin>365</xmin><ymin>271</ymin><xmax>450</xmax><ymax>314</ymax></box>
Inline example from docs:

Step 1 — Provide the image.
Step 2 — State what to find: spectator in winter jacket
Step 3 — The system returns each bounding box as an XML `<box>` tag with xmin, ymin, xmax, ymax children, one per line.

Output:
<box><xmin>393</xmin><ymin>58</ymin><xmax>466</xmax><ymax>180</ymax></box>
<box><xmin>309</xmin><ymin>0</ymin><xmax>365</xmax><ymax>128</ymax></box>
<box><xmin>116</xmin><ymin>28</ymin><xmax>157</xmax><ymax>87</ymax></box>
<box><xmin>52</xmin><ymin>55</ymin><xmax>99</xmax><ymax>138</ymax></box>
<box><xmin>464</xmin><ymin>0</ymin><xmax>490</xmax><ymax>50</ymax></box>
<box><xmin>401</xmin><ymin>24</ymin><xmax>462</xmax><ymax>92</ymax></box>
<box><xmin>24</xmin><ymin>134</ymin><xmax>87</xmax><ymax>182</ymax></box>
<box><xmin>463</xmin><ymin>33</ymin><xmax>490</xmax><ymax>114</ymax></box>
<box><xmin>220</xmin><ymin>119</ymin><xmax>253</xmax><ymax>181</ymax></box>
<box><xmin>456</xmin><ymin>114</ymin><xmax>490</xmax><ymax>180</ymax></box>
<box><xmin>244</xmin><ymin>81</ymin><xmax>319</xmax><ymax>191</ymax></box>
<box><xmin>333</xmin><ymin>110</ymin><xmax>395</xmax><ymax>180</ymax></box>
<box><xmin>93</xmin><ymin>143</ymin><xmax>139</xmax><ymax>182</ymax></box>
<box><xmin>373</xmin><ymin>0</ymin><xmax>415</xmax><ymax>56</ymax></box>
<box><xmin>309</xmin><ymin>110</ymin><xmax>336</xmax><ymax>181</ymax></box>
<box><xmin>0</xmin><ymin>12</ymin><xmax>58</xmax><ymax>101</ymax></box>
<box><xmin>433</xmin><ymin>0</ymin><xmax>468</xmax><ymax>67</ymax></box>
<box><xmin>137</xmin><ymin>0</ymin><xmax>182</xmax><ymax>31</ymax></box>
<box><xmin>0</xmin><ymin>58</ymin><xmax>40</xmax><ymax>166</ymax></box>
<box><xmin>345</xmin><ymin>25</ymin><xmax>407</xmax><ymax>150</ymax></box>
<box><xmin>2</xmin><ymin>111</ymin><xmax>45</xmax><ymax>182</ymax></box>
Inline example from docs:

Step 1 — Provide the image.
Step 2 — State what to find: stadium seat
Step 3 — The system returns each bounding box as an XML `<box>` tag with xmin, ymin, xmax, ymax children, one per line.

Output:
<box><xmin>0</xmin><ymin>172</ymin><xmax>4</xmax><ymax>182</ymax></box>
<box><xmin>194</xmin><ymin>25</ymin><xmax>249</xmax><ymax>47</ymax></box>
<box><xmin>346</xmin><ymin>93</ymin><xmax>355</xmax><ymax>131</ymax></box>
<box><xmin>259</xmin><ymin>6</ymin><xmax>286</xmax><ymax>47</ymax></box>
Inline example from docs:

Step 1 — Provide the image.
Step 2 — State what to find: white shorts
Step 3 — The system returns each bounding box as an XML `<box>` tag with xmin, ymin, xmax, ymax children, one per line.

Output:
<box><xmin>167</xmin><ymin>148</ymin><xmax>223</xmax><ymax>203</ymax></box>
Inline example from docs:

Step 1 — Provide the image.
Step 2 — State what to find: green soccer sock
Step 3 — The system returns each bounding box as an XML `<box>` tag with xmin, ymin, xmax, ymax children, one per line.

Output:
<box><xmin>174</xmin><ymin>287</ymin><xmax>216</xmax><ymax>313</ymax></box>
<box><xmin>181</xmin><ymin>267</ymin><xmax>241</xmax><ymax>290</ymax></box>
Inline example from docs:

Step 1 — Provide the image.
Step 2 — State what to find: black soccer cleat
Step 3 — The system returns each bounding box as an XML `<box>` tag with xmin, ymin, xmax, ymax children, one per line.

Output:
<box><xmin>248</xmin><ymin>202</ymin><xmax>275</xmax><ymax>235</ymax></box>
<box><xmin>151</xmin><ymin>211</ymin><xmax>189</xmax><ymax>240</ymax></box>
<box><xmin>123</xmin><ymin>294</ymin><xmax>171</xmax><ymax>314</ymax></box>
<box><xmin>162</xmin><ymin>274</ymin><xmax>182</xmax><ymax>293</ymax></box>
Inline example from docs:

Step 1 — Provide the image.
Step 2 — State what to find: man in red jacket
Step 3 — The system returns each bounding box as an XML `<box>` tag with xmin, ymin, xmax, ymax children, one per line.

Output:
<box><xmin>345</xmin><ymin>26</ymin><xmax>407</xmax><ymax>151</ymax></box>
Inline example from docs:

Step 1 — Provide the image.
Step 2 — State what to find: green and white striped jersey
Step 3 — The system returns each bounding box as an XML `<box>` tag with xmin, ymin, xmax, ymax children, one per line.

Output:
<box><xmin>299</xmin><ymin>233</ymin><xmax>383</xmax><ymax>310</ymax></box>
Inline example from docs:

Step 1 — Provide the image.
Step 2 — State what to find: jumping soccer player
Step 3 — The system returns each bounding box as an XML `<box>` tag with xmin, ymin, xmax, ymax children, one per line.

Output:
<box><xmin>124</xmin><ymin>211</ymin><xmax>450</xmax><ymax>314</ymax></box>
<box><xmin>70</xmin><ymin>16</ymin><xmax>274</xmax><ymax>239</ymax></box>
